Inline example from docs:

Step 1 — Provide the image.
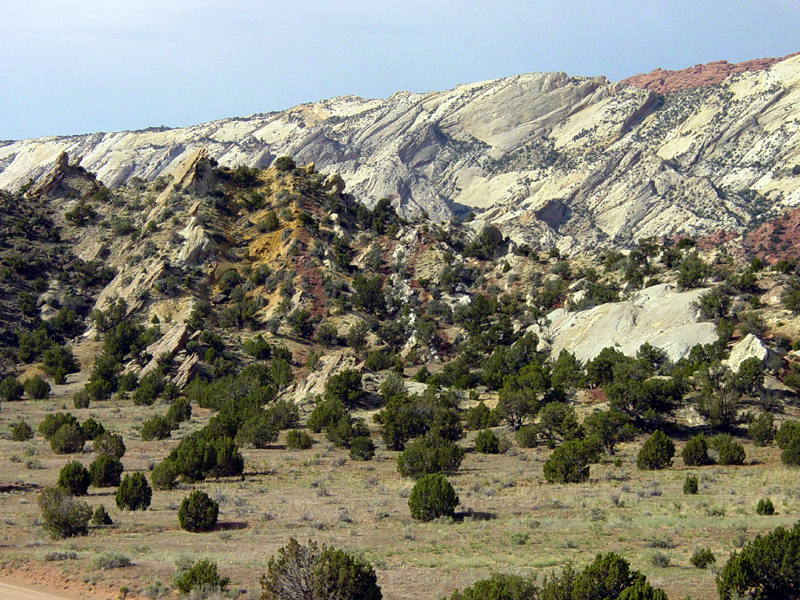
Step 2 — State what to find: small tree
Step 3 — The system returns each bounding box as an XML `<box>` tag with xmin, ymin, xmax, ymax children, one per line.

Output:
<box><xmin>89</xmin><ymin>454</ymin><xmax>124</xmax><ymax>487</ymax></box>
<box><xmin>174</xmin><ymin>559</ymin><xmax>230</xmax><ymax>595</ymax></box>
<box><xmin>93</xmin><ymin>432</ymin><xmax>126</xmax><ymax>458</ymax></box>
<box><xmin>260</xmin><ymin>538</ymin><xmax>381</xmax><ymax>600</ymax></box>
<box><xmin>80</xmin><ymin>418</ymin><xmax>105</xmax><ymax>440</ymax></box>
<box><xmin>683</xmin><ymin>475</ymin><xmax>699</xmax><ymax>495</ymax></box>
<box><xmin>756</xmin><ymin>498</ymin><xmax>775</xmax><ymax>515</ymax></box>
<box><xmin>408</xmin><ymin>473</ymin><xmax>459</xmax><ymax>522</ymax></box>
<box><xmin>749</xmin><ymin>413</ymin><xmax>775</xmax><ymax>447</ymax></box>
<box><xmin>474</xmin><ymin>429</ymin><xmax>501</xmax><ymax>454</ymax></box>
<box><xmin>178</xmin><ymin>490</ymin><xmax>219</xmax><ymax>532</ymax></box>
<box><xmin>141</xmin><ymin>415</ymin><xmax>173</xmax><ymax>441</ymax></box>
<box><xmin>636</xmin><ymin>430</ymin><xmax>675</xmax><ymax>470</ymax></box>
<box><xmin>167</xmin><ymin>397</ymin><xmax>192</xmax><ymax>426</ymax></box>
<box><xmin>116</xmin><ymin>472</ymin><xmax>152</xmax><ymax>510</ymax></box>
<box><xmin>781</xmin><ymin>432</ymin><xmax>800</xmax><ymax>466</ymax></box>
<box><xmin>690</xmin><ymin>548</ymin><xmax>715</xmax><ymax>569</ymax></box>
<box><xmin>58</xmin><ymin>461</ymin><xmax>91</xmax><ymax>496</ymax></box>
<box><xmin>681</xmin><ymin>434</ymin><xmax>711</xmax><ymax>466</ymax></box>
<box><xmin>0</xmin><ymin>376</ymin><xmax>24</xmax><ymax>402</ymax></box>
<box><xmin>37</xmin><ymin>487</ymin><xmax>92</xmax><ymax>539</ymax></box>
<box><xmin>50</xmin><ymin>424</ymin><xmax>85</xmax><ymax>454</ymax></box>
<box><xmin>543</xmin><ymin>439</ymin><xmax>600</xmax><ymax>483</ymax></box>
<box><xmin>10</xmin><ymin>420</ymin><xmax>34</xmax><ymax>441</ymax></box>
<box><xmin>349</xmin><ymin>436</ymin><xmax>375</xmax><ymax>461</ymax></box>
<box><xmin>91</xmin><ymin>504</ymin><xmax>113</xmax><ymax>525</ymax></box>
<box><xmin>583</xmin><ymin>409</ymin><xmax>636</xmax><ymax>456</ymax></box>
<box><xmin>324</xmin><ymin>369</ymin><xmax>364</xmax><ymax>406</ymax></box>
<box><xmin>716</xmin><ymin>522</ymin><xmax>800</xmax><ymax>599</ymax></box>
<box><xmin>285</xmin><ymin>429</ymin><xmax>314</xmax><ymax>450</ymax></box>
<box><xmin>23</xmin><ymin>374</ymin><xmax>51</xmax><ymax>399</ymax></box>
<box><xmin>710</xmin><ymin>434</ymin><xmax>746</xmax><ymax>465</ymax></box>
<box><xmin>397</xmin><ymin>434</ymin><xmax>465</xmax><ymax>479</ymax></box>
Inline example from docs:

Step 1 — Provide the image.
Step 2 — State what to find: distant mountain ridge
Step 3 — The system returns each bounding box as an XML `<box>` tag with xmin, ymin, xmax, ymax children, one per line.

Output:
<box><xmin>2</xmin><ymin>53</ymin><xmax>800</xmax><ymax>252</ymax></box>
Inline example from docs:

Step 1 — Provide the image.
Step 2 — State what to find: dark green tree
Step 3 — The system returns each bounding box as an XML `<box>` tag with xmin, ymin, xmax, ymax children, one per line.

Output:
<box><xmin>178</xmin><ymin>490</ymin><xmax>219</xmax><ymax>532</ymax></box>
<box><xmin>408</xmin><ymin>473</ymin><xmax>459</xmax><ymax>522</ymax></box>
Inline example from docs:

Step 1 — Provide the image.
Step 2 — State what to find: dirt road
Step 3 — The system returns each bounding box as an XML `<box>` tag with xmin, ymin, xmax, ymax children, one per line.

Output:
<box><xmin>0</xmin><ymin>580</ymin><xmax>85</xmax><ymax>600</ymax></box>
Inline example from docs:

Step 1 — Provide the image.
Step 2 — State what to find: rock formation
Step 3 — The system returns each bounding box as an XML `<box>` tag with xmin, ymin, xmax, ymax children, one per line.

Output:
<box><xmin>2</xmin><ymin>54</ymin><xmax>800</xmax><ymax>253</ymax></box>
<box><xmin>622</xmin><ymin>52</ymin><xmax>800</xmax><ymax>93</ymax></box>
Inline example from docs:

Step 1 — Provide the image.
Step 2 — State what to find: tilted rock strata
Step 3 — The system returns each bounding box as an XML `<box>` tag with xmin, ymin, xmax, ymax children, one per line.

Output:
<box><xmin>3</xmin><ymin>55</ymin><xmax>800</xmax><ymax>252</ymax></box>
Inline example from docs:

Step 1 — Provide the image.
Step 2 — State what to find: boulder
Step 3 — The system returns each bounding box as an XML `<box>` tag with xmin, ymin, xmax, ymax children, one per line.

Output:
<box><xmin>544</xmin><ymin>283</ymin><xmax>717</xmax><ymax>363</ymax></box>
<box><xmin>323</xmin><ymin>173</ymin><xmax>346</xmax><ymax>196</ymax></box>
<box><xmin>291</xmin><ymin>353</ymin><xmax>358</xmax><ymax>403</ymax></box>
<box><xmin>138</xmin><ymin>323</ymin><xmax>189</xmax><ymax>379</ymax></box>
<box><xmin>172</xmin><ymin>353</ymin><xmax>201</xmax><ymax>389</ymax></box>
<box><xmin>724</xmin><ymin>334</ymin><xmax>772</xmax><ymax>372</ymax></box>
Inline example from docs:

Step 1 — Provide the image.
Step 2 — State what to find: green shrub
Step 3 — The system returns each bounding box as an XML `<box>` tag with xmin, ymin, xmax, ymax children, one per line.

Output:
<box><xmin>10</xmin><ymin>420</ymin><xmax>34</xmax><ymax>441</ymax></box>
<box><xmin>150</xmin><ymin>460</ymin><xmax>178</xmax><ymax>490</ymax></box>
<box><xmin>711</xmin><ymin>434</ymin><xmax>746</xmax><ymax>465</ymax></box>
<box><xmin>39</xmin><ymin>412</ymin><xmax>78</xmax><ymax>439</ymax></box>
<box><xmin>636</xmin><ymin>430</ymin><xmax>675</xmax><ymax>470</ymax></box>
<box><xmin>307</xmin><ymin>397</ymin><xmax>349</xmax><ymax>433</ymax></box>
<box><xmin>324</xmin><ymin>417</ymin><xmax>369</xmax><ymax>449</ymax></box>
<box><xmin>0</xmin><ymin>376</ymin><xmax>24</xmax><ymax>402</ymax></box>
<box><xmin>178</xmin><ymin>490</ymin><xmax>219</xmax><ymax>532</ymax></box>
<box><xmin>756</xmin><ymin>498</ymin><xmax>775</xmax><ymax>515</ymax></box>
<box><xmin>92</xmin><ymin>551</ymin><xmax>131</xmax><ymax>570</ymax></box>
<box><xmin>749</xmin><ymin>412</ymin><xmax>775</xmax><ymax>446</ymax></box>
<box><xmin>649</xmin><ymin>551</ymin><xmax>670</xmax><ymax>568</ymax></box>
<box><xmin>775</xmin><ymin>420</ymin><xmax>800</xmax><ymax>449</ymax></box>
<box><xmin>37</xmin><ymin>487</ymin><xmax>92</xmax><ymax>539</ymax></box>
<box><xmin>681</xmin><ymin>434</ymin><xmax>711</xmax><ymax>466</ymax></box>
<box><xmin>91</xmin><ymin>504</ymin><xmax>113</xmax><ymax>525</ymax></box>
<box><xmin>50</xmin><ymin>424</ymin><xmax>86</xmax><ymax>454</ymax></box>
<box><xmin>236</xmin><ymin>412</ymin><xmax>279</xmax><ymax>448</ymax></box>
<box><xmin>260</xmin><ymin>538</ymin><xmax>381</xmax><ymax>600</ymax></box>
<box><xmin>73</xmin><ymin>390</ymin><xmax>90</xmax><ymax>409</ymax></box>
<box><xmin>89</xmin><ymin>454</ymin><xmax>124</xmax><ymax>487</ymax></box>
<box><xmin>141</xmin><ymin>415</ymin><xmax>173</xmax><ymax>441</ymax></box>
<box><xmin>166</xmin><ymin>397</ymin><xmax>192</xmax><ymax>426</ymax></box>
<box><xmin>93</xmin><ymin>432</ymin><xmax>126</xmax><ymax>458</ymax></box>
<box><xmin>464</xmin><ymin>401</ymin><xmax>499</xmax><ymax>430</ymax></box>
<box><xmin>57</xmin><ymin>461</ymin><xmax>90</xmax><ymax>496</ymax></box>
<box><xmin>474</xmin><ymin>429</ymin><xmax>501</xmax><ymax>454</ymax></box>
<box><xmin>272</xmin><ymin>156</ymin><xmax>296</xmax><ymax>172</ymax></box>
<box><xmin>683</xmin><ymin>475</ymin><xmax>699</xmax><ymax>495</ymax></box>
<box><xmin>285</xmin><ymin>429</ymin><xmax>314</xmax><ymax>450</ymax></box>
<box><xmin>80</xmin><ymin>418</ymin><xmax>105</xmax><ymax>440</ymax></box>
<box><xmin>132</xmin><ymin>372</ymin><xmax>165</xmax><ymax>406</ymax></box>
<box><xmin>716</xmin><ymin>521</ymin><xmax>800</xmax><ymax>599</ymax></box>
<box><xmin>397</xmin><ymin>434</ymin><xmax>465</xmax><ymax>479</ymax></box>
<box><xmin>324</xmin><ymin>369</ymin><xmax>364</xmax><ymax>406</ymax></box>
<box><xmin>116</xmin><ymin>472</ymin><xmax>152</xmax><ymax>511</ymax></box>
<box><xmin>447</xmin><ymin>573</ymin><xmax>537</xmax><ymax>600</ymax></box>
<box><xmin>781</xmin><ymin>430</ymin><xmax>800</xmax><ymax>466</ymax></box>
<box><xmin>23</xmin><ymin>374</ymin><xmax>51</xmax><ymax>399</ymax></box>
<box><xmin>408</xmin><ymin>473</ymin><xmax>459</xmax><ymax>522</ymax></box>
<box><xmin>514</xmin><ymin>424</ymin><xmax>538</xmax><ymax>448</ymax></box>
<box><xmin>690</xmin><ymin>548</ymin><xmax>715</xmax><ymax>569</ymax></box>
<box><xmin>173</xmin><ymin>559</ymin><xmax>229</xmax><ymax>595</ymax></box>
<box><xmin>543</xmin><ymin>439</ymin><xmax>600</xmax><ymax>484</ymax></box>
<box><xmin>349</xmin><ymin>436</ymin><xmax>375</xmax><ymax>461</ymax></box>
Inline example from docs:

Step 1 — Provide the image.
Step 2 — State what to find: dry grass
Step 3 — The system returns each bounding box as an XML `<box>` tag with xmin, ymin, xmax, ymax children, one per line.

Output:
<box><xmin>1</xmin><ymin>393</ymin><xmax>799</xmax><ymax>600</ymax></box>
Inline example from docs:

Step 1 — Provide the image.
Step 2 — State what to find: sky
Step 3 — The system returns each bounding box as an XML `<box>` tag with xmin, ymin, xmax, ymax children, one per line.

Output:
<box><xmin>2</xmin><ymin>0</ymin><xmax>799</xmax><ymax>141</ymax></box>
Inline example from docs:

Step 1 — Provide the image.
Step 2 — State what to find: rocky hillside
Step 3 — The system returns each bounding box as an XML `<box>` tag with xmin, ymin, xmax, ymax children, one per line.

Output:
<box><xmin>2</xmin><ymin>54</ymin><xmax>800</xmax><ymax>254</ymax></box>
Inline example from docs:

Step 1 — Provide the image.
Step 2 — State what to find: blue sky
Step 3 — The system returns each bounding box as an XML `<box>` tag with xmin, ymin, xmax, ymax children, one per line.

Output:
<box><xmin>2</xmin><ymin>0</ymin><xmax>799</xmax><ymax>141</ymax></box>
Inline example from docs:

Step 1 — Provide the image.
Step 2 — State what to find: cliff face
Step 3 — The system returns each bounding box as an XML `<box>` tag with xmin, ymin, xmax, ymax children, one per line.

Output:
<box><xmin>3</xmin><ymin>54</ymin><xmax>800</xmax><ymax>252</ymax></box>
<box><xmin>621</xmin><ymin>53</ymin><xmax>800</xmax><ymax>93</ymax></box>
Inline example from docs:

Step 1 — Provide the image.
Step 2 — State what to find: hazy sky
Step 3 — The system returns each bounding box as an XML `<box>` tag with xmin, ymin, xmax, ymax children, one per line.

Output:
<box><xmin>2</xmin><ymin>0</ymin><xmax>799</xmax><ymax>141</ymax></box>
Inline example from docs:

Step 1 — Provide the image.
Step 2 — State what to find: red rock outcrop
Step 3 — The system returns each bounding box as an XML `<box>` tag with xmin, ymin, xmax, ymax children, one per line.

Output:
<box><xmin>622</xmin><ymin>53</ymin><xmax>800</xmax><ymax>93</ymax></box>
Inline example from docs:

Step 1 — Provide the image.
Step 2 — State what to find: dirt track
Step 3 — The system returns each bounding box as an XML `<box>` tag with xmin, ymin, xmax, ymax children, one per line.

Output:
<box><xmin>0</xmin><ymin>580</ymin><xmax>84</xmax><ymax>600</ymax></box>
